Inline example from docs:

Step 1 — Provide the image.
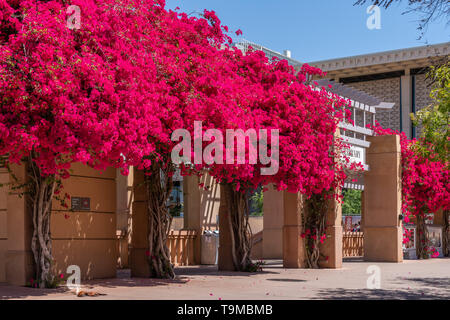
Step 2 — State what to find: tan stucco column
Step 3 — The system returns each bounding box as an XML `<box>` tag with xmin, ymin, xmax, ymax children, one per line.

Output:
<box><xmin>282</xmin><ymin>192</ymin><xmax>306</xmax><ymax>268</ymax></box>
<box><xmin>0</xmin><ymin>167</ymin><xmax>8</xmax><ymax>283</ymax></box>
<box><xmin>364</xmin><ymin>135</ymin><xmax>403</xmax><ymax>262</ymax></box>
<box><xmin>183</xmin><ymin>175</ymin><xmax>201</xmax><ymax>264</ymax></box>
<box><xmin>361</xmin><ymin>190</ymin><xmax>365</xmax><ymax>233</ymax></box>
<box><xmin>116</xmin><ymin>167</ymin><xmax>133</xmax><ymax>269</ymax></box>
<box><xmin>129</xmin><ymin>169</ymin><xmax>150</xmax><ymax>277</ymax></box>
<box><xmin>262</xmin><ymin>184</ymin><xmax>283</xmax><ymax>259</ymax></box>
<box><xmin>319</xmin><ymin>193</ymin><xmax>343</xmax><ymax>268</ymax></box>
<box><xmin>184</xmin><ymin>174</ymin><xmax>220</xmax><ymax>265</ymax></box>
<box><xmin>6</xmin><ymin>163</ymin><xmax>34</xmax><ymax>285</ymax></box>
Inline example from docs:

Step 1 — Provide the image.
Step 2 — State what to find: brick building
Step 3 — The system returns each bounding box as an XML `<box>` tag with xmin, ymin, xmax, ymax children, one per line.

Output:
<box><xmin>309</xmin><ymin>42</ymin><xmax>449</xmax><ymax>139</ymax></box>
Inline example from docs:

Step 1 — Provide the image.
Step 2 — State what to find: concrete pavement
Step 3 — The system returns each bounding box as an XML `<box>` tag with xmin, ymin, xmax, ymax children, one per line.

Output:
<box><xmin>1</xmin><ymin>258</ymin><xmax>449</xmax><ymax>300</ymax></box>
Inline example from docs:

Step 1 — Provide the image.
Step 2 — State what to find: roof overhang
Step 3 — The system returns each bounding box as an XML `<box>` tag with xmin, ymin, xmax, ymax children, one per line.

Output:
<box><xmin>308</xmin><ymin>42</ymin><xmax>449</xmax><ymax>79</ymax></box>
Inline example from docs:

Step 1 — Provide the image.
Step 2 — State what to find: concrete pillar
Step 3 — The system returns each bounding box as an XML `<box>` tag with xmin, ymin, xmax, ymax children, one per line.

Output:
<box><xmin>401</xmin><ymin>71</ymin><xmax>412</xmax><ymax>139</ymax></box>
<box><xmin>282</xmin><ymin>192</ymin><xmax>306</xmax><ymax>268</ymax></box>
<box><xmin>183</xmin><ymin>175</ymin><xmax>201</xmax><ymax>264</ymax></box>
<box><xmin>6</xmin><ymin>163</ymin><xmax>34</xmax><ymax>285</ymax></box>
<box><xmin>364</xmin><ymin>135</ymin><xmax>403</xmax><ymax>262</ymax></box>
<box><xmin>0</xmin><ymin>167</ymin><xmax>8</xmax><ymax>283</ymax></box>
<box><xmin>319</xmin><ymin>193</ymin><xmax>343</xmax><ymax>268</ymax></box>
<box><xmin>218</xmin><ymin>185</ymin><xmax>234</xmax><ymax>271</ymax></box>
<box><xmin>318</xmin><ymin>127</ymin><xmax>343</xmax><ymax>268</ymax></box>
<box><xmin>129</xmin><ymin>169</ymin><xmax>150</xmax><ymax>277</ymax></box>
<box><xmin>116</xmin><ymin>167</ymin><xmax>132</xmax><ymax>235</ymax></box>
<box><xmin>262</xmin><ymin>184</ymin><xmax>283</xmax><ymax>259</ymax></box>
<box><xmin>361</xmin><ymin>190</ymin><xmax>365</xmax><ymax>233</ymax></box>
<box><xmin>184</xmin><ymin>174</ymin><xmax>220</xmax><ymax>265</ymax></box>
<box><xmin>116</xmin><ymin>167</ymin><xmax>132</xmax><ymax>268</ymax></box>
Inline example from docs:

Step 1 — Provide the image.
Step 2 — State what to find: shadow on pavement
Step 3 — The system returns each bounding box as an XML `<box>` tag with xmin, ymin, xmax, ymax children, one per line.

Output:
<box><xmin>0</xmin><ymin>284</ymin><xmax>69</xmax><ymax>300</ymax></box>
<box><xmin>174</xmin><ymin>264</ymin><xmax>279</xmax><ymax>277</ymax></box>
<box><xmin>313</xmin><ymin>287</ymin><xmax>449</xmax><ymax>300</ymax></box>
<box><xmin>314</xmin><ymin>276</ymin><xmax>450</xmax><ymax>300</ymax></box>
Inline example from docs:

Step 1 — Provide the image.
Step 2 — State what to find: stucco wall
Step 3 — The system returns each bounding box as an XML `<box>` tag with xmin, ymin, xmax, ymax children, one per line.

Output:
<box><xmin>51</xmin><ymin>163</ymin><xmax>117</xmax><ymax>280</ymax></box>
<box><xmin>347</xmin><ymin>77</ymin><xmax>401</xmax><ymax>132</ymax></box>
<box><xmin>0</xmin><ymin>168</ymin><xmax>7</xmax><ymax>283</ymax></box>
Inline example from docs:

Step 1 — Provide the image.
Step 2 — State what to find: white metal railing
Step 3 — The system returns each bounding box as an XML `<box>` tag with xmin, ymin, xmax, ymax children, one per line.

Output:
<box><xmin>233</xmin><ymin>39</ymin><xmax>302</xmax><ymax>67</ymax></box>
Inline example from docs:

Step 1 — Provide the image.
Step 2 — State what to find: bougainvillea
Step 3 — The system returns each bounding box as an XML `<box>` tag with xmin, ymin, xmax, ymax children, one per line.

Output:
<box><xmin>179</xmin><ymin>44</ymin><xmax>354</xmax><ymax>270</ymax></box>
<box><xmin>1</xmin><ymin>0</ymin><xmax>360</xmax><ymax>282</ymax></box>
<box><xmin>0</xmin><ymin>0</ymin><xmax>202</xmax><ymax>284</ymax></box>
<box><xmin>117</xmin><ymin>3</ymin><xmax>355</xmax><ymax>273</ymax></box>
<box><xmin>373</xmin><ymin>124</ymin><xmax>449</xmax><ymax>259</ymax></box>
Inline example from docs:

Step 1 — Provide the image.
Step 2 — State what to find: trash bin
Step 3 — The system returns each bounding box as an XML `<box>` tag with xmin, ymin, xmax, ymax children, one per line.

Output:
<box><xmin>201</xmin><ymin>230</ymin><xmax>219</xmax><ymax>265</ymax></box>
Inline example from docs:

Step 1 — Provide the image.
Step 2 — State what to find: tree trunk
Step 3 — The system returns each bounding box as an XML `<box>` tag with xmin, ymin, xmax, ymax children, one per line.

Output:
<box><xmin>222</xmin><ymin>183</ymin><xmax>253</xmax><ymax>271</ymax></box>
<box><xmin>143</xmin><ymin>162</ymin><xmax>175</xmax><ymax>279</ymax></box>
<box><xmin>27</xmin><ymin>158</ymin><xmax>57</xmax><ymax>288</ymax></box>
<box><xmin>416</xmin><ymin>213</ymin><xmax>429</xmax><ymax>259</ymax></box>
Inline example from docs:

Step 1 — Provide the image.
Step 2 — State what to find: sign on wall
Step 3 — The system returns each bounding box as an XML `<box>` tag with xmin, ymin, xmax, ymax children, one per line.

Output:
<box><xmin>344</xmin><ymin>145</ymin><xmax>365</xmax><ymax>166</ymax></box>
<box><xmin>403</xmin><ymin>225</ymin><xmax>417</xmax><ymax>260</ymax></box>
<box><xmin>71</xmin><ymin>197</ymin><xmax>91</xmax><ymax>211</ymax></box>
<box><xmin>427</xmin><ymin>226</ymin><xmax>443</xmax><ymax>257</ymax></box>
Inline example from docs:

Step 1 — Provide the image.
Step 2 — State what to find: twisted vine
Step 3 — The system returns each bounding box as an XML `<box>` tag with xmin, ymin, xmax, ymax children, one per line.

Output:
<box><xmin>27</xmin><ymin>158</ymin><xmax>57</xmax><ymax>287</ymax></box>
<box><xmin>222</xmin><ymin>183</ymin><xmax>253</xmax><ymax>271</ymax></box>
<box><xmin>302</xmin><ymin>191</ymin><xmax>330</xmax><ymax>269</ymax></box>
<box><xmin>143</xmin><ymin>161</ymin><xmax>175</xmax><ymax>279</ymax></box>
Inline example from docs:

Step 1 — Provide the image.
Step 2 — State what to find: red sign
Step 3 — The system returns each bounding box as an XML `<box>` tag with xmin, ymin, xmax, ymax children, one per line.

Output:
<box><xmin>344</xmin><ymin>216</ymin><xmax>353</xmax><ymax>232</ymax></box>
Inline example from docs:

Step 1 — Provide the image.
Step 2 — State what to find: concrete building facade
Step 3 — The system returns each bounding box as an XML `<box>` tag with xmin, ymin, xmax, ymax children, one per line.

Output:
<box><xmin>309</xmin><ymin>42</ymin><xmax>449</xmax><ymax>139</ymax></box>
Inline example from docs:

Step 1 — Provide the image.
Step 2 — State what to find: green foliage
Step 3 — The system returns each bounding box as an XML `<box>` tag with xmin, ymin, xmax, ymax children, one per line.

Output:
<box><xmin>411</xmin><ymin>62</ymin><xmax>449</xmax><ymax>164</ymax></box>
<box><xmin>169</xmin><ymin>203</ymin><xmax>183</xmax><ymax>217</ymax></box>
<box><xmin>342</xmin><ymin>188</ymin><xmax>362</xmax><ymax>215</ymax></box>
<box><xmin>249</xmin><ymin>189</ymin><xmax>263</xmax><ymax>216</ymax></box>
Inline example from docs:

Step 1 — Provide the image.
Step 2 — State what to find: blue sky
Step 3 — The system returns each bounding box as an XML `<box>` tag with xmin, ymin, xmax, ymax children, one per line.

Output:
<box><xmin>165</xmin><ymin>0</ymin><xmax>449</xmax><ymax>62</ymax></box>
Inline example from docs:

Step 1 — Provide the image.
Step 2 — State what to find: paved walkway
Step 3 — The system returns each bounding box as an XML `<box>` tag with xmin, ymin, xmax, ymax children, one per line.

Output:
<box><xmin>1</xmin><ymin>258</ymin><xmax>449</xmax><ymax>300</ymax></box>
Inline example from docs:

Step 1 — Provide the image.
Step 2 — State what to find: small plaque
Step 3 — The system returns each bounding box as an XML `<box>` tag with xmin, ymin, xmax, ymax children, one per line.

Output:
<box><xmin>71</xmin><ymin>197</ymin><xmax>90</xmax><ymax>211</ymax></box>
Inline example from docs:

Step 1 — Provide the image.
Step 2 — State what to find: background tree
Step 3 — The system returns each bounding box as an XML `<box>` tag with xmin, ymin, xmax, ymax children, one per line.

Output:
<box><xmin>411</xmin><ymin>61</ymin><xmax>449</xmax><ymax>256</ymax></box>
<box><xmin>342</xmin><ymin>189</ymin><xmax>362</xmax><ymax>215</ymax></box>
<box><xmin>411</xmin><ymin>61</ymin><xmax>449</xmax><ymax>164</ymax></box>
